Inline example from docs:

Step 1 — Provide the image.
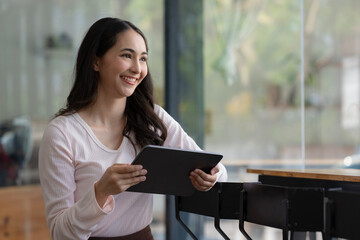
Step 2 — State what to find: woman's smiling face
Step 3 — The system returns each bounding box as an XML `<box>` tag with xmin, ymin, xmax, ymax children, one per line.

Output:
<box><xmin>94</xmin><ymin>28</ymin><xmax>148</xmax><ymax>99</ymax></box>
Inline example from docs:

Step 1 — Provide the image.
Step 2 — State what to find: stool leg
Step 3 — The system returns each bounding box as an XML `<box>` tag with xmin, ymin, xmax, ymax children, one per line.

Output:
<box><xmin>309</xmin><ymin>232</ymin><xmax>316</xmax><ymax>240</ymax></box>
<box><xmin>239</xmin><ymin>190</ymin><xmax>252</xmax><ymax>240</ymax></box>
<box><xmin>238</xmin><ymin>220</ymin><xmax>252</xmax><ymax>240</ymax></box>
<box><xmin>282</xmin><ymin>230</ymin><xmax>288</xmax><ymax>240</ymax></box>
<box><xmin>175</xmin><ymin>196</ymin><xmax>198</xmax><ymax>240</ymax></box>
<box><xmin>289</xmin><ymin>231</ymin><xmax>294</xmax><ymax>240</ymax></box>
<box><xmin>214</xmin><ymin>217</ymin><xmax>230</xmax><ymax>240</ymax></box>
<box><xmin>323</xmin><ymin>198</ymin><xmax>333</xmax><ymax>240</ymax></box>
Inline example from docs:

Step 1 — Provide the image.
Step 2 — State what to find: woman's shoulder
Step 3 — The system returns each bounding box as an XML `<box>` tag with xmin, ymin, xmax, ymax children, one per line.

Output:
<box><xmin>153</xmin><ymin>103</ymin><xmax>183</xmax><ymax>131</ymax></box>
<box><xmin>154</xmin><ymin>104</ymin><xmax>173</xmax><ymax>123</ymax></box>
<box><xmin>48</xmin><ymin>113</ymin><xmax>77</xmax><ymax>128</ymax></box>
<box><xmin>153</xmin><ymin>103</ymin><xmax>163</xmax><ymax>114</ymax></box>
<box><xmin>43</xmin><ymin>114</ymin><xmax>78</xmax><ymax>138</ymax></box>
<box><xmin>154</xmin><ymin>104</ymin><xmax>173</xmax><ymax>118</ymax></box>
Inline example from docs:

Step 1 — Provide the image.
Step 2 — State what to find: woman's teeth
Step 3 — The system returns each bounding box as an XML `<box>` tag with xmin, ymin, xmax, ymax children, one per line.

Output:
<box><xmin>122</xmin><ymin>76</ymin><xmax>137</xmax><ymax>83</ymax></box>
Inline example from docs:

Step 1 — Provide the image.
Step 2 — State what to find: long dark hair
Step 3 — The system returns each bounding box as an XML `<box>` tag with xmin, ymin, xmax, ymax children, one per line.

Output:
<box><xmin>56</xmin><ymin>17</ymin><xmax>167</xmax><ymax>150</ymax></box>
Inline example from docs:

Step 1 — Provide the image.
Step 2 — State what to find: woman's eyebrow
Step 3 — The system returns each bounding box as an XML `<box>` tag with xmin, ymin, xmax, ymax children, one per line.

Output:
<box><xmin>120</xmin><ymin>48</ymin><xmax>148</xmax><ymax>55</ymax></box>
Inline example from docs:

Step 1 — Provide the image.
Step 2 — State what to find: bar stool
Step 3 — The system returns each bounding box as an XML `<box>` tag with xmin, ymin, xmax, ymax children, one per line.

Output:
<box><xmin>176</xmin><ymin>182</ymin><xmax>325</xmax><ymax>240</ymax></box>
<box><xmin>175</xmin><ymin>182</ymin><xmax>243</xmax><ymax>240</ymax></box>
<box><xmin>324</xmin><ymin>189</ymin><xmax>360</xmax><ymax>240</ymax></box>
<box><xmin>240</xmin><ymin>182</ymin><xmax>324</xmax><ymax>240</ymax></box>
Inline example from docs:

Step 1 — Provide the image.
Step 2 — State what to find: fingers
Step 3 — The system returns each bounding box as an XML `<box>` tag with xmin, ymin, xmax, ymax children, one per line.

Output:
<box><xmin>110</xmin><ymin>164</ymin><xmax>147</xmax><ymax>179</ymax></box>
<box><xmin>189</xmin><ymin>169</ymin><xmax>217</xmax><ymax>191</ymax></box>
<box><xmin>210</xmin><ymin>165</ymin><xmax>220</xmax><ymax>175</ymax></box>
<box><xmin>112</xmin><ymin>163</ymin><xmax>144</xmax><ymax>174</ymax></box>
<box><xmin>110</xmin><ymin>164</ymin><xmax>147</xmax><ymax>188</ymax></box>
<box><xmin>117</xmin><ymin>175</ymin><xmax>147</xmax><ymax>191</ymax></box>
<box><xmin>116</xmin><ymin>174</ymin><xmax>147</xmax><ymax>185</ymax></box>
<box><xmin>97</xmin><ymin>164</ymin><xmax>148</xmax><ymax>196</ymax></box>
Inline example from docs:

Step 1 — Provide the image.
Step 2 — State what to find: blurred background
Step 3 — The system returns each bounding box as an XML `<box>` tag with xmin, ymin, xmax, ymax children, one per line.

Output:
<box><xmin>0</xmin><ymin>0</ymin><xmax>359</xmax><ymax>239</ymax></box>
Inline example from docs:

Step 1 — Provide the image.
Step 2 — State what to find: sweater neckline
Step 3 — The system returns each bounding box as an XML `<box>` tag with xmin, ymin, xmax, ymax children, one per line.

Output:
<box><xmin>73</xmin><ymin>112</ymin><xmax>128</xmax><ymax>153</ymax></box>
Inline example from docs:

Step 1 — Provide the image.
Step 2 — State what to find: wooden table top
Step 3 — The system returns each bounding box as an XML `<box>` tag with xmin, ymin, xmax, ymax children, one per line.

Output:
<box><xmin>0</xmin><ymin>184</ymin><xmax>50</xmax><ymax>240</ymax></box>
<box><xmin>247</xmin><ymin>168</ymin><xmax>360</xmax><ymax>182</ymax></box>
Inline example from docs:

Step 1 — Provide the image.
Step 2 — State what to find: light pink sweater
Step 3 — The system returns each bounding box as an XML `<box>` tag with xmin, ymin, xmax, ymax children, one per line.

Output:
<box><xmin>39</xmin><ymin>105</ymin><xmax>227</xmax><ymax>240</ymax></box>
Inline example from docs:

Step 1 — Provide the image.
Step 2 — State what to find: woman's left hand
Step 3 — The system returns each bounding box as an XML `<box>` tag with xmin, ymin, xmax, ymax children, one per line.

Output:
<box><xmin>189</xmin><ymin>164</ymin><xmax>220</xmax><ymax>191</ymax></box>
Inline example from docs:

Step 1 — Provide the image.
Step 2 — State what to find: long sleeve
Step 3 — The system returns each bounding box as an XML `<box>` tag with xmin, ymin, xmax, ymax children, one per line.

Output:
<box><xmin>39</xmin><ymin>124</ymin><xmax>114</xmax><ymax>240</ymax></box>
<box><xmin>155</xmin><ymin>105</ymin><xmax>228</xmax><ymax>182</ymax></box>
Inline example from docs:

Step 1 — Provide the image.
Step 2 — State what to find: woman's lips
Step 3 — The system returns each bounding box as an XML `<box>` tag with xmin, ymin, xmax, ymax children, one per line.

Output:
<box><xmin>121</xmin><ymin>76</ymin><xmax>137</xmax><ymax>85</ymax></box>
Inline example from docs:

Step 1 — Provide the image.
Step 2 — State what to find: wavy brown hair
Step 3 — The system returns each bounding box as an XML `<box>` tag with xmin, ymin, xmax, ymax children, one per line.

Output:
<box><xmin>56</xmin><ymin>17</ymin><xmax>167</xmax><ymax>150</ymax></box>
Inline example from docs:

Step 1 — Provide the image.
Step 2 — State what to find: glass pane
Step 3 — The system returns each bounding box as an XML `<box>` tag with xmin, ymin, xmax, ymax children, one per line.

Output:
<box><xmin>0</xmin><ymin>0</ymin><xmax>165</xmax><ymax>239</ymax></box>
<box><xmin>304</xmin><ymin>0</ymin><xmax>360</xmax><ymax>169</ymax></box>
<box><xmin>204</xmin><ymin>0</ymin><xmax>301</xmax><ymax>176</ymax></box>
<box><xmin>203</xmin><ymin>0</ymin><xmax>360</xmax><ymax>239</ymax></box>
<box><xmin>204</xmin><ymin>0</ymin><xmax>301</xmax><ymax>239</ymax></box>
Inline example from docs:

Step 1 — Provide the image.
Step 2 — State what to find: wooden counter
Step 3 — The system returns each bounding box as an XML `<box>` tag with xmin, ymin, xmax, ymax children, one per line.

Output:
<box><xmin>0</xmin><ymin>185</ymin><xmax>50</xmax><ymax>240</ymax></box>
<box><xmin>247</xmin><ymin>168</ymin><xmax>360</xmax><ymax>182</ymax></box>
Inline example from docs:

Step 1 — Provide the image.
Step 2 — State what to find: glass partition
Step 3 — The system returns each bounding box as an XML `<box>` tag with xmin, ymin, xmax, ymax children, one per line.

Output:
<box><xmin>304</xmin><ymin>0</ymin><xmax>360</xmax><ymax>169</ymax></box>
<box><xmin>204</xmin><ymin>0</ymin><xmax>302</xmax><ymax>179</ymax></box>
<box><xmin>203</xmin><ymin>0</ymin><xmax>360</xmax><ymax>239</ymax></box>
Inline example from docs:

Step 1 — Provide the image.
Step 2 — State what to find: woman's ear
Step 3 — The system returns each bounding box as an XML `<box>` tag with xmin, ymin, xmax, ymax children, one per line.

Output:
<box><xmin>93</xmin><ymin>57</ymin><xmax>100</xmax><ymax>71</ymax></box>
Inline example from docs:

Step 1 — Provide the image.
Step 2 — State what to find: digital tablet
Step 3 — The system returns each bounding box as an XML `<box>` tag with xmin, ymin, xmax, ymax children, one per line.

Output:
<box><xmin>126</xmin><ymin>145</ymin><xmax>223</xmax><ymax>196</ymax></box>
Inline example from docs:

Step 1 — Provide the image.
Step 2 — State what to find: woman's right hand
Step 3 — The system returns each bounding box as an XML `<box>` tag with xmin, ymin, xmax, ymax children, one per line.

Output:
<box><xmin>94</xmin><ymin>164</ymin><xmax>147</xmax><ymax>207</ymax></box>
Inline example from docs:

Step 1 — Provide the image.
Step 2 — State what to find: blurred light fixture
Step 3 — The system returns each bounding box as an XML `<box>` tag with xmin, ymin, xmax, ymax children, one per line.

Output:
<box><xmin>343</xmin><ymin>156</ymin><xmax>352</xmax><ymax>167</ymax></box>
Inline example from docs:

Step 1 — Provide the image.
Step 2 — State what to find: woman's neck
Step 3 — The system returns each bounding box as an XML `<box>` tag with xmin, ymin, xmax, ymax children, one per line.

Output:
<box><xmin>79</xmin><ymin>97</ymin><xmax>127</xmax><ymax>129</ymax></box>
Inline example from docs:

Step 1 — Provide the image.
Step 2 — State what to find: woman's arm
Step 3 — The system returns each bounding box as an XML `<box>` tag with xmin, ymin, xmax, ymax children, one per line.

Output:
<box><xmin>39</xmin><ymin>124</ymin><xmax>113</xmax><ymax>240</ymax></box>
<box><xmin>155</xmin><ymin>105</ymin><xmax>228</xmax><ymax>187</ymax></box>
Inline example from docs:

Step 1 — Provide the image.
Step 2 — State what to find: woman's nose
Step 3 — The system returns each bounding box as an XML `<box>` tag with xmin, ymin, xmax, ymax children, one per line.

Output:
<box><xmin>130</xmin><ymin>60</ymin><xmax>141</xmax><ymax>73</ymax></box>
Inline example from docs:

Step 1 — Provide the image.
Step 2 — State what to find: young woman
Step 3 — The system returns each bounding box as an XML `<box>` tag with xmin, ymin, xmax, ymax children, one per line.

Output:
<box><xmin>39</xmin><ymin>17</ymin><xmax>227</xmax><ymax>240</ymax></box>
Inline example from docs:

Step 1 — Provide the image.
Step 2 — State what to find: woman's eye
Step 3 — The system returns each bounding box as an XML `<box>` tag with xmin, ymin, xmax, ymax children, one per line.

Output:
<box><xmin>121</xmin><ymin>54</ymin><xmax>131</xmax><ymax>58</ymax></box>
<box><xmin>140</xmin><ymin>57</ymin><xmax>147</xmax><ymax>62</ymax></box>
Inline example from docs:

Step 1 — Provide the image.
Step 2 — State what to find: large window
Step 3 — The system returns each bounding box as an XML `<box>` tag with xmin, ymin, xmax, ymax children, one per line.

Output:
<box><xmin>303</xmin><ymin>0</ymin><xmax>360</xmax><ymax>166</ymax></box>
<box><xmin>204</xmin><ymin>0</ymin><xmax>302</xmax><ymax>172</ymax></box>
<box><xmin>204</xmin><ymin>0</ymin><xmax>360</xmax><ymax>179</ymax></box>
<box><xmin>203</xmin><ymin>0</ymin><xmax>360</xmax><ymax>239</ymax></box>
